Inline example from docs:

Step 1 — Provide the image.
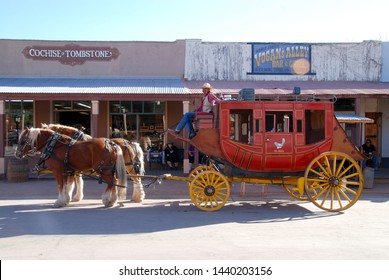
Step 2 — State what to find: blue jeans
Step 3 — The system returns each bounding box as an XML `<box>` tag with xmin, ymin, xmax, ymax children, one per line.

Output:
<box><xmin>176</xmin><ymin>112</ymin><xmax>196</xmax><ymax>136</ymax></box>
<box><xmin>362</xmin><ymin>155</ymin><xmax>378</xmax><ymax>170</ymax></box>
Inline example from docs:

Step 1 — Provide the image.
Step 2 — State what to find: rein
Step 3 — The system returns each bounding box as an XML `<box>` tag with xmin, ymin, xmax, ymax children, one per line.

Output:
<box><xmin>34</xmin><ymin>129</ymin><xmax>85</xmax><ymax>173</ymax></box>
<box><xmin>34</xmin><ymin>132</ymin><xmax>64</xmax><ymax>172</ymax></box>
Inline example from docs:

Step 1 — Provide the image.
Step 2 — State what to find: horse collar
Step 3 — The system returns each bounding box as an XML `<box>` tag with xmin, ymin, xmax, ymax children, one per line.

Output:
<box><xmin>41</xmin><ymin>133</ymin><xmax>61</xmax><ymax>160</ymax></box>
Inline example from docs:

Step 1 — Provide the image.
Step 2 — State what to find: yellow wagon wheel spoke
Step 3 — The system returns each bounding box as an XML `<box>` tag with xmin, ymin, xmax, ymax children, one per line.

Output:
<box><xmin>187</xmin><ymin>165</ymin><xmax>212</xmax><ymax>188</ymax></box>
<box><xmin>304</xmin><ymin>151</ymin><xmax>363</xmax><ymax>212</ymax></box>
<box><xmin>283</xmin><ymin>184</ymin><xmax>309</xmax><ymax>201</ymax></box>
<box><xmin>189</xmin><ymin>170</ymin><xmax>230</xmax><ymax>212</ymax></box>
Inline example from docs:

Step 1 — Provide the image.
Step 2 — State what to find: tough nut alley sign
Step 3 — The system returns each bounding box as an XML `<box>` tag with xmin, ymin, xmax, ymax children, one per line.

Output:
<box><xmin>22</xmin><ymin>43</ymin><xmax>120</xmax><ymax>66</ymax></box>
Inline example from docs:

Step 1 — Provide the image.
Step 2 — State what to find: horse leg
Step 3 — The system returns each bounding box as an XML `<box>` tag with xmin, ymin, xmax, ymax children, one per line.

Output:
<box><xmin>118</xmin><ymin>185</ymin><xmax>127</xmax><ymax>201</ymax></box>
<box><xmin>53</xmin><ymin>172</ymin><xmax>71</xmax><ymax>208</ymax></box>
<box><xmin>67</xmin><ymin>175</ymin><xmax>75</xmax><ymax>201</ymax></box>
<box><xmin>117</xmin><ymin>166</ymin><xmax>129</xmax><ymax>200</ymax></box>
<box><xmin>132</xmin><ymin>177</ymin><xmax>145</xmax><ymax>203</ymax></box>
<box><xmin>102</xmin><ymin>185</ymin><xmax>118</xmax><ymax>207</ymax></box>
<box><xmin>101</xmin><ymin>173</ymin><xmax>118</xmax><ymax>207</ymax></box>
<box><xmin>101</xmin><ymin>145</ymin><xmax>127</xmax><ymax>207</ymax></box>
<box><xmin>72</xmin><ymin>174</ymin><xmax>84</xmax><ymax>202</ymax></box>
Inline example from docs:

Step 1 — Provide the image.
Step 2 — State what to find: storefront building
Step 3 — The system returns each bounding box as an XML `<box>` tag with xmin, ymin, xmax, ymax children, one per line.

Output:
<box><xmin>1</xmin><ymin>39</ymin><xmax>389</xmax><ymax>177</ymax></box>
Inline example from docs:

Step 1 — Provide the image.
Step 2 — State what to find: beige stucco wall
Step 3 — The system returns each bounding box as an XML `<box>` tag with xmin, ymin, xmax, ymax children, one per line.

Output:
<box><xmin>0</xmin><ymin>39</ymin><xmax>186</xmax><ymax>77</ymax></box>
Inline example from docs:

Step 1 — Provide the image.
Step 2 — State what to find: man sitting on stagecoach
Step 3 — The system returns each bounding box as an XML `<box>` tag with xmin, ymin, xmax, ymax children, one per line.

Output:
<box><xmin>172</xmin><ymin>83</ymin><xmax>221</xmax><ymax>139</ymax></box>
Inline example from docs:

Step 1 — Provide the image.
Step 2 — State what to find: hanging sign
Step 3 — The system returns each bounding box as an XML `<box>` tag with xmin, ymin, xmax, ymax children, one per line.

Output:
<box><xmin>22</xmin><ymin>43</ymin><xmax>120</xmax><ymax>66</ymax></box>
<box><xmin>249</xmin><ymin>43</ymin><xmax>312</xmax><ymax>75</ymax></box>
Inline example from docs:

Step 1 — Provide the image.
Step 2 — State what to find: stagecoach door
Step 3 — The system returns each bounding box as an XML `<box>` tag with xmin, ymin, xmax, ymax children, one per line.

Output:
<box><xmin>264</xmin><ymin>111</ymin><xmax>293</xmax><ymax>169</ymax></box>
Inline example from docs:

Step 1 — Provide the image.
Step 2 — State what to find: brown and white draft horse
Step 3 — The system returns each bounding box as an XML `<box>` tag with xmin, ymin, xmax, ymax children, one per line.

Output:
<box><xmin>15</xmin><ymin>127</ymin><xmax>127</xmax><ymax>208</ymax></box>
<box><xmin>41</xmin><ymin>123</ymin><xmax>145</xmax><ymax>203</ymax></box>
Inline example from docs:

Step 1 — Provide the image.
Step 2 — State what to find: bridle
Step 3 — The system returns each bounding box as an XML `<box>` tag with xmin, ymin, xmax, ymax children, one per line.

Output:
<box><xmin>15</xmin><ymin>131</ymin><xmax>38</xmax><ymax>158</ymax></box>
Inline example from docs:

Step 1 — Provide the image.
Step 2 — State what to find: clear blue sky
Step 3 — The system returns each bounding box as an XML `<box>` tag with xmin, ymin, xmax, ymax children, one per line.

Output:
<box><xmin>1</xmin><ymin>0</ymin><xmax>388</xmax><ymax>43</ymax></box>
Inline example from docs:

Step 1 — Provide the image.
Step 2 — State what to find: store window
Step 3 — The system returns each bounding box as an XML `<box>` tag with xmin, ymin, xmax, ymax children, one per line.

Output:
<box><xmin>4</xmin><ymin>100</ymin><xmax>33</xmax><ymax>156</ymax></box>
<box><xmin>109</xmin><ymin>101</ymin><xmax>165</xmax><ymax>151</ymax></box>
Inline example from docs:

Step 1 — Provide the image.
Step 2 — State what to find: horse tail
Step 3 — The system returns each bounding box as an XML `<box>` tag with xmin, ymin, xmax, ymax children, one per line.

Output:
<box><xmin>115</xmin><ymin>146</ymin><xmax>128</xmax><ymax>189</ymax></box>
<box><xmin>133</xmin><ymin>142</ymin><xmax>145</xmax><ymax>175</ymax></box>
<box><xmin>130</xmin><ymin>142</ymin><xmax>145</xmax><ymax>203</ymax></box>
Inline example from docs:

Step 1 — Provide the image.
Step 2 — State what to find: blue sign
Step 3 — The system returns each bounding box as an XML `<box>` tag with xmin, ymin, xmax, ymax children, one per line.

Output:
<box><xmin>249</xmin><ymin>43</ymin><xmax>312</xmax><ymax>75</ymax></box>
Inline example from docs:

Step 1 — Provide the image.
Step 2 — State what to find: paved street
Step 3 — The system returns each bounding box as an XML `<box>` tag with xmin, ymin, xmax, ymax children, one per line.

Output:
<box><xmin>1</xmin><ymin>172</ymin><xmax>389</xmax><ymax>260</ymax></box>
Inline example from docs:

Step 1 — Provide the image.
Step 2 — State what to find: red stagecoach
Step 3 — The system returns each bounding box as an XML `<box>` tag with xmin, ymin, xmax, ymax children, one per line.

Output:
<box><xmin>166</xmin><ymin>94</ymin><xmax>366</xmax><ymax>212</ymax></box>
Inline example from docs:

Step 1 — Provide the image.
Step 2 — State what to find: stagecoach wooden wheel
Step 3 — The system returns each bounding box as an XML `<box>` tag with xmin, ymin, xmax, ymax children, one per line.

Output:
<box><xmin>283</xmin><ymin>184</ymin><xmax>308</xmax><ymax>201</ymax></box>
<box><xmin>189</xmin><ymin>170</ymin><xmax>230</xmax><ymax>212</ymax></box>
<box><xmin>304</xmin><ymin>151</ymin><xmax>363</xmax><ymax>212</ymax></box>
<box><xmin>187</xmin><ymin>165</ymin><xmax>212</xmax><ymax>188</ymax></box>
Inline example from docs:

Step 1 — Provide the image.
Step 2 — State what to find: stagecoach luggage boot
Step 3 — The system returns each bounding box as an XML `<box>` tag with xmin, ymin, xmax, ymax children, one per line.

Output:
<box><xmin>239</xmin><ymin>88</ymin><xmax>255</xmax><ymax>101</ymax></box>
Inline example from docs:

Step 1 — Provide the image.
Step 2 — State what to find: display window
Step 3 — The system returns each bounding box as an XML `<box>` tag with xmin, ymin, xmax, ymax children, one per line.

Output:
<box><xmin>109</xmin><ymin>101</ymin><xmax>165</xmax><ymax>151</ymax></box>
<box><xmin>4</xmin><ymin>100</ymin><xmax>33</xmax><ymax>156</ymax></box>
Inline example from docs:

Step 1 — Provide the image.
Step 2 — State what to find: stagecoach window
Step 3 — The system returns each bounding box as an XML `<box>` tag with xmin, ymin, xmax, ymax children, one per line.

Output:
<box><xmin>305</xmin><ymin>110</ymin><xmax>325</xmax><ymax>144</ymax></box>
<box><xmin>229</xmin><ymin>109</ymin><xmax>253</xmax><ymax>144</ymax></box>
<box><xmin>265</xmin><ymin>111</ymin><xmax>293</xmax><ymax>133</ymax></box>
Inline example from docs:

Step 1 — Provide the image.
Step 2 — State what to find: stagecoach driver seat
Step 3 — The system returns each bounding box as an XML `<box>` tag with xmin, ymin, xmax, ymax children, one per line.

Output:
<box><xmin>172</xmin><ymin>83</ymin><xmax>221</xmax><ymax>139</ymax></box>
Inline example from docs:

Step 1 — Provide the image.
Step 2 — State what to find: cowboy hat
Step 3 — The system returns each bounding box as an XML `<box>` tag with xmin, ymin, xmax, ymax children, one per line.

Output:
<box><xmin>202</xmin><ymin>83</ymin><xmax>212</xmax><ymax>89</ymax></box>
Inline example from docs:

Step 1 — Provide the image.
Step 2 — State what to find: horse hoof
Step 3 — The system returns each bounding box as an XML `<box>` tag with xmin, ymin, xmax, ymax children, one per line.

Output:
<box><xmin>103</xmin><ymin>201</ymin><xmax>115</xmax><ymax>207</ymax></box>
<box><xmin>131</xmin><ymin>196</ymin><xmax>144</xmax><ymax>203</ymax></box>
<box><xmin>53</xmin><ymin>201</ymin><xmax>65</xmax><ymax>208</ymax></box>
<box><xmin>102</xmin><ymin>197</ymin><xmax>116</xmax><ymax>207</ymax></box>
<box><xmin>72</xmin><ymin>195</ymin><xmax>83</xmax><ymax>202</ymax></box>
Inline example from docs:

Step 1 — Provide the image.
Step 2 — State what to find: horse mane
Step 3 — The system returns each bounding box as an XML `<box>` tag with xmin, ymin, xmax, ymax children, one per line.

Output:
<box><xmin>28</xmin><ymin>128</ymin><xmax>42</xmax><ymax>147</ymax></box>
<box><xmin>43</xmin><ymin>123</ymin><xmax>92</xmax><ymax>140</ymax></box>
<box><xmin>48</xmin><ymin>123</ymin><xmax>76</xmax><ymax>131</ymax></box>
<box><xmin>132</xmin><ymin>142</ymin><xmax>144</xmax><ymax>161</ymax></box>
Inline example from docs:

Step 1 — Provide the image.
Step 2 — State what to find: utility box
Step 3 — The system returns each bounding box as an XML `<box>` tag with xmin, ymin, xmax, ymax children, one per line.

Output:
<box><xmin>363</xmin><ymin>167</ymin><xmax>374</xmax><ymax>189</ymax></box>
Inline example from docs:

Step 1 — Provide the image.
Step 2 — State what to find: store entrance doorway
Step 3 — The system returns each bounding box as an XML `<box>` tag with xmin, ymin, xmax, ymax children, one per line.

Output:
<box><xmin>55</xmin><ymin>111</ymin><xmax>91</xmax><ymax>135</ymax></box>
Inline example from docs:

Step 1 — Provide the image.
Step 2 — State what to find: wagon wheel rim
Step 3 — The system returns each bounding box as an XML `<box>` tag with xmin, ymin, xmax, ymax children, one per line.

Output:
<box><xmin>189</xmin><ymin>170</ymin><xmax>230</xmax><ymax>211</ymax></box>
<box><xmin>187</xmin><ymin>165</ymin><xmax>212</xmax><ymax>188</ymax></box>
<box><xmin>304</xmin><ymin>151</ymin><xmax>363</xmax><ymax>212</ymax></box>
<box><xmin>283</xmin><ymin>184</ymin><xmax>308</xmax><ymax>201</ymax></box>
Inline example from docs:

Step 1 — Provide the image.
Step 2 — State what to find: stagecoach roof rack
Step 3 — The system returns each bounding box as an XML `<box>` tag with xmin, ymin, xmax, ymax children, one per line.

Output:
<box><xmin>256</xmin><ymin>94</ymin><xmax>337</xmax><ymax>102</ymax></box>
<box><xmin>231</xmin><ymin>93</ymin><xmax>337</xmax><ymax>103</ymax></box>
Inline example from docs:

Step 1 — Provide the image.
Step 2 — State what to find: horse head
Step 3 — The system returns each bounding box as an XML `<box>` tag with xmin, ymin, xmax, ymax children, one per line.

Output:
<box><xmin>15</xmin><ymin>127</ymin><xmax>33</xmax><ymax>159</ymax></box>
<box><xmin>15</xmin><ymin>127</ymin><xmax>56</xmax><ymax>159</ymax></box>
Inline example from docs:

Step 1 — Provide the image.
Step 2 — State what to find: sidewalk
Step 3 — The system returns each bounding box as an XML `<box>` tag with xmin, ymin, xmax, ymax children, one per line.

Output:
<box><xmin>372</xmin><ymin>168</ymin><xmax>389</xmax><ymax>182</ymax></box>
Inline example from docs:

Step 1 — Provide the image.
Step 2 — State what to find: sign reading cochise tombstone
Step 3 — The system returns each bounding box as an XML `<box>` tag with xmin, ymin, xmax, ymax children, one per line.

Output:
<box><xmin>249</xmin><ymin>43</ymin><xmax>312</xmax><ymax>75</ymax></box>
<box><xmin>23</xmin><ymin>44</ymin><xmax>120</xmax><ymax>66</ymax></box>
